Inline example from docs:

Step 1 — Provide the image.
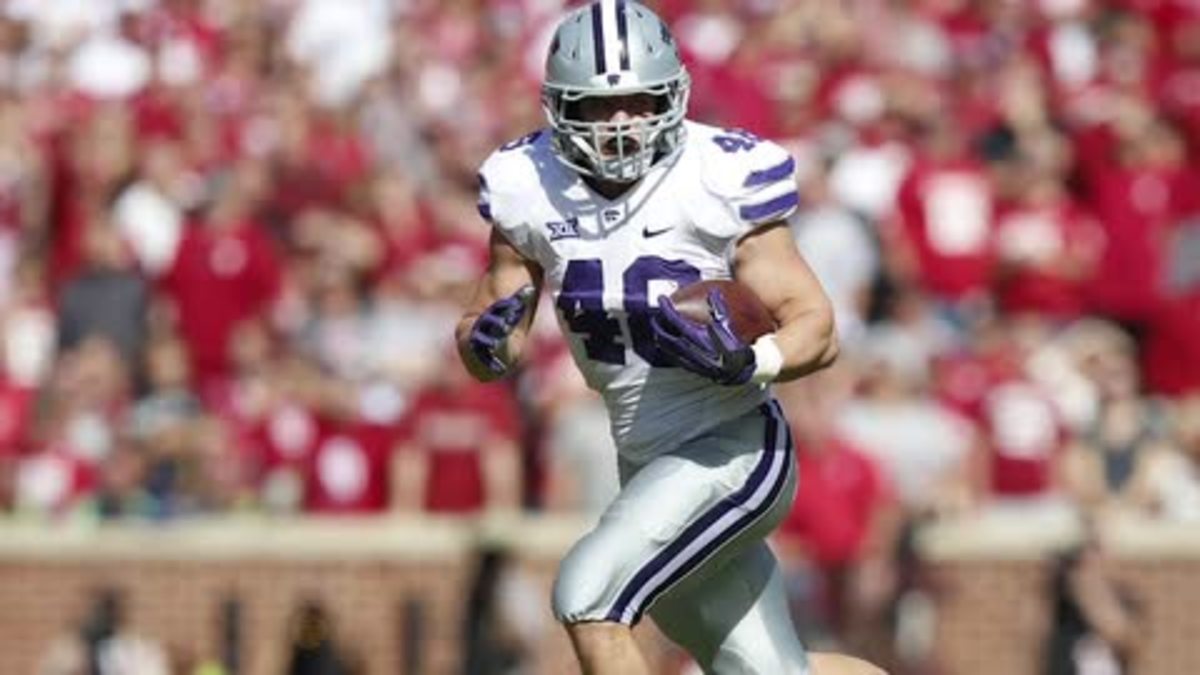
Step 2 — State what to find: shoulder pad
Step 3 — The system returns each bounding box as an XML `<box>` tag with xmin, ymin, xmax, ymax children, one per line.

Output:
<box><xmin>477</xmin><ymin>130</ymin><xmax>551</xmax><ymax>258</ymax></box>
<box><xmin>695</xmin><ymin>127</ymin><xmax>800</xmax><ymax>227</ymax></box>
<box><xmin>478</xmin><ymin>129</ymin><xmax>551</xmax><ymax>221</ymax></box>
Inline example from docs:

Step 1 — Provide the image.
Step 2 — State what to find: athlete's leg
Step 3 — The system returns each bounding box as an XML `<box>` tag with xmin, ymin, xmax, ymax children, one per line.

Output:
<box><xmin>552</xmin><ymin>402</ymin><xmax>794</xmax><ymax>674</ymax></box>
<box><xmin>564</xmin><ymin>622</ymin><xmax>651</xmax><ymax>675</ymax></box>
<box><xmin>809</xmin><ymin>653</ymin><xmax>889</xmax><ymax>675</ymax></box>
<box><xmin>651</xmin><ymin>543</ymin><xmax>889</xmax><ymax>674</ymax></box>
<box><xmin>650</xmin><ymin>542</ymin><xmax>810</xmax><ymax>674</ymax></box>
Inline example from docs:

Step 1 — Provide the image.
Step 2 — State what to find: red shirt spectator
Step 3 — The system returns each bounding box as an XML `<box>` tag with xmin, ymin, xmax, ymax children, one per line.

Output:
<box><xmin>305</xmin><ymin>419</ymin><xmax>395</xmax><ymax>514</ymax></box>
<box><xmin>244</xmin><ymin>401</ymin><xmax>320</xmax><ymax>488</ymax></box>
<box><xmin>980</xmin><ymin>378</ymin><xmax>1066</xmax><ymax>498</ymax></box>
<box><xmin>935</xmin><ymin>343</ymin><xmax>1066</xmax><ymax>498</ymax></box>
<box><xmin>815</xmin><ymin>62</ymin><xmax>887</xmax><ymax>133</ymax></box>
<box><xmin>265</xmin><ymin>112</ymin><xmax>371</xmax><ymax>226</ymax></box>
<box><xmin>779</xmin><ymin>436</ymin><xmax>890</xmax><ymax>567</ymax></box>
<box><xmin>396</xmin><ymin>368</ymin><xmax>521</xmax><ymax>515</ymax></box>
<box><xmin>15</xmin><ymin>446</ymin><xmax>96</xmax><ymax>517</ymax></box>
<box><xmin>1085</xmin><ymin>155</ymin><xmax>1188</xmax><ymax>321</ymax></box>
<box><xmin>131</xmin><ymin>84</ymin><xmax>185</xmax><ymax>141</ymax></box>
<box><xmin>159</xmin><ymin>219</ymin><xmax>282</xmax><ymax>387</ymax></box>
<box><xmin>1153</xmin><ymin>15</ymin><xmax>1200</xmax><ymax>151</ymax></box>
<box><xmin>936</xmin><ymin>3</ymin><xmax>993</xmax><ymax>68</ymax></box>
<box><xmin>894</xmin><ymin>154</ymin><xmax>997</xmax><ymax>300</ymax></box>
<box><xmin>994</xmin><ymin>189</ymin><xmax>1102</xmax><ymax>319</ymax></box>
<box><xmin>46</xmin><ymin>148</ymin><xmax>96</xmax><ymax>293</ymax></box>
<box><xmin>308</xmin><ymin>117</ymin><xmax>370</xmax><ymax>197</ymax></box>
<box><xmin>369</xmin><ymin>171</ymin><xmax>440</xmax><ymax>279</ymax></box>
<box><xmin>1143</xmin><ymin>291</ymin><xmax>1200</xmax><ymax>395</ymax></box>
<box><xmin>933</xmin><ymin>350</ymin><xmax>1001</xmax><ymax>420</ymax></box>
<box><xmin>0</xmin><ymin>380</ymin><xmax>34</xmax><ymax>458</ymax></box>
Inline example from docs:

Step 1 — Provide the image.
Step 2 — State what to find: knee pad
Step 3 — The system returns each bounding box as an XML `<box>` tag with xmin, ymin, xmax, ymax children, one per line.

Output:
<box><xmin>551</xmin><ymin>532</ymin><xmax>626</xmax><ymax>624</ymax></box>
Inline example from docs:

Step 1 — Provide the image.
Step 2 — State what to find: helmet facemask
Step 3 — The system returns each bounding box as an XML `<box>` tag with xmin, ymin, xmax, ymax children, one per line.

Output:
<box><xmin>542</xmin><ymin>73</ymin><xmax>690</xmax><ymax>184</ymax></box>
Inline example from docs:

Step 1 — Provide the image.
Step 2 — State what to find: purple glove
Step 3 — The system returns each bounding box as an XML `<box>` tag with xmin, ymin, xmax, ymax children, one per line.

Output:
<box><xmin>651</xmin><ymin>289</ymin><xmax>756</xmax><ymax>385</ymax></box>
<box><xmin>469</xmin><ymin>286</ymin><xmax>535</xmax><ymax>376</ymax></box>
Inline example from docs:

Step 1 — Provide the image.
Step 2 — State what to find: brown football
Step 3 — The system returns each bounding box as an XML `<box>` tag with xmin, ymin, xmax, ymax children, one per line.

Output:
<box><xmin>668</xmin><ymin>279</ymin><xmax>776</xmax><ymax>343</ymax></box>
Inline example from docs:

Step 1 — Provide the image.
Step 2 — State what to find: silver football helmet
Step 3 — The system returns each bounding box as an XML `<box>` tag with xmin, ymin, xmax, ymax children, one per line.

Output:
<box><xmin>542</xmin><ymin>0</ymin><xmax>690</xmax><ymax>183</ymax></box>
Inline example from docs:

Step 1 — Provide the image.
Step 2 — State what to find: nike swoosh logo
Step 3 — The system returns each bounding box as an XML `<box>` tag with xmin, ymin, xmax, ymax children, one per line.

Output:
<box><xmin>643</xmin><ymin>225</ymin><xmax>673</xmax><ymax>238</ymax></box>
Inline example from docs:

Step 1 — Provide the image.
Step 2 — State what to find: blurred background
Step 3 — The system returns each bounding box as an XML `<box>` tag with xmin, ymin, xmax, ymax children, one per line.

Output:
<box><xmin>0</xmin><ymin>0</ymin><xmax>1196</xmax><ymax>674</ymax></box>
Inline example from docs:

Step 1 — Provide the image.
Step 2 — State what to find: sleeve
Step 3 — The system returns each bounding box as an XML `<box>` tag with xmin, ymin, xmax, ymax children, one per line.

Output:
<box><xmin>477</xmin><ymin>151</ymin><xmax>539</xmax><ymax>261</ymax></box>
<box><xmin>696</xmin><ymin>133</ymin><xmax>801</xmax><ymax>241</ymax></box>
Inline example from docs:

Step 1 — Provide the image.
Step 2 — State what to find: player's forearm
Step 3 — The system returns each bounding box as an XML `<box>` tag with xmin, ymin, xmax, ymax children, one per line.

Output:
<box><xmin>771</xmin><ymin>303</ymin><xmax>838</xmax><ymax>382</ymax></box>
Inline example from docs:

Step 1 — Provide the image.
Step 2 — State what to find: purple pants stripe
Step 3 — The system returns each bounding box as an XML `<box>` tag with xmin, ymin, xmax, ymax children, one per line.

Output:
<box><xmin>604</xmin><ymin>400</ymin><xmax>793</xmax><ymax>624</ymax></box>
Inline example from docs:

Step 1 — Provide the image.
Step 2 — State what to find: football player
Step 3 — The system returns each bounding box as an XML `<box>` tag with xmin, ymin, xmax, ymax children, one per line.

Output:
<box><xmin>455</xmin><ymin>2</ymin><xmax>884</xmax><ymax>674</ymax></box>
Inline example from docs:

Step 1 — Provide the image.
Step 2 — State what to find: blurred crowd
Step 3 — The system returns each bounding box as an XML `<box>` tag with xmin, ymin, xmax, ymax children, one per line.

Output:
<box><xmin>0</xmin><ymin>0</ymin><xmax>1195</xmax><ymax>673</ymax></box>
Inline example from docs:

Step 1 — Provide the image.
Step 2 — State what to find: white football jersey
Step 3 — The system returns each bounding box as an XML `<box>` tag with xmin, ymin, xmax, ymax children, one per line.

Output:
<box><xmin>478</xmin><ymin>120</ymin><xmax>800</xmax><ymax>461</ymax></box>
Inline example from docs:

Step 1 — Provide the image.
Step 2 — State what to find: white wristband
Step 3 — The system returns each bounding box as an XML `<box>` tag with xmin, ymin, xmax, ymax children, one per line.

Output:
<box><xmin>749</xmin><ymin>334</ymin><xmax>784</xmax><ymax>385</ymax></box>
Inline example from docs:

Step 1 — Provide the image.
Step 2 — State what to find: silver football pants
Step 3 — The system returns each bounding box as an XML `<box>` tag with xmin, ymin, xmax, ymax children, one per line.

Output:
<box><xmin>552</xmin><ymin>400</ymin><xmax>810</xmax><ymax>674</ymax></box>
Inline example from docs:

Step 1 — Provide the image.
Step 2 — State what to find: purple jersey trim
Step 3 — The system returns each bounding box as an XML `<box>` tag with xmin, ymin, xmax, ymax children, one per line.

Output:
<box><xmin>738</xmin><ymin>191</ymin><xmax>800</xmax><ymax>222</ymax></box>
<box><xmin>743</xmin><ymin>157</ymin><xmax>795</xmax><ymax>188</ymax></box>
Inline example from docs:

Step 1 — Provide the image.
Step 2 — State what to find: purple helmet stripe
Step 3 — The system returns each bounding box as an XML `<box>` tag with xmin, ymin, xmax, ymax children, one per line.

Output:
<box><xmin>615</xmin><ymin>0</ymin><xmax>631</xmax><ymax>71</ymax></box>
<box><xmin>591</xmin><ymin>2</ymin><xmax>607</xmax><ymax>74</ymax></box>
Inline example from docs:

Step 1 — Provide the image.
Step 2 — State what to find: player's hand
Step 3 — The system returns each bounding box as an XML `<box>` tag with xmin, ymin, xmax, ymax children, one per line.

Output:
<box><xmin>651</xmin><ymin>289</ymin><xmax>756</xmax><ymax>385</ymax></box>
<box><xmin>469</xmin><ymin>285</ymin><xmax>535</xmax><ymax>376</ymax></box>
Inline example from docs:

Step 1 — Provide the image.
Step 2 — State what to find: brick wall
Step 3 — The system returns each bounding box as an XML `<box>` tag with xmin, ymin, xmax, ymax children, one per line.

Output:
<box><xmin>926</xmin><ymin>559</ymin><xmax>1200</xmax><ymax>675</ymax></box>
<box><xmin>0</xmin><ymin>516</ymin><xmax>1195</xmax><ymax>675</ymax></box>
<box><xmin>0</xmin><ymin>556</ymin><xmax>680</xmax><ymax>675</ymax></box>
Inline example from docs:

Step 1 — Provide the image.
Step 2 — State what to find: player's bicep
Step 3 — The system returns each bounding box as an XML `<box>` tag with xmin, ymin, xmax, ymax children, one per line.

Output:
<box><xmin>732</xmin><ymin>222</ymin><xmax>830</xmax><ymax>324</ymax></box>
<box><xmin>732</xmin><ymin>221</ymin><xmax>838</xmax><ymax>378</ymax></box>
<box><xmin>465</xmin><ymin>229</ymin><xmax>544</xmax><ymax>319</ymax></box>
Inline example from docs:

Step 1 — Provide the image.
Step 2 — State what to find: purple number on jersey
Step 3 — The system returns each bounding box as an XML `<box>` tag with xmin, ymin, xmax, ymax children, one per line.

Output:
<box><xmin>624</xmin><ymin>256</ymin><xmax>701</xmax><ymax>366</ymax></box>
<box><xmin>558</xmin><ymin>259</ymin><xmax>626</xmax><ymax>364</ymax></box>
<box><xmin>557</xmin><ymin>256</ymin><xmax>701</xmax><ymax>366</ymax></box>
<box><xmin>711</xmin><ymin>129</ymin><xmax>760</xmax><ymax>153</ymax></box>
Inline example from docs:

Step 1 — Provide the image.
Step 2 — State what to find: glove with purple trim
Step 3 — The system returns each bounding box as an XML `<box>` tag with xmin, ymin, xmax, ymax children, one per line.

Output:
<box><xmin>650</xmin><ymin>289</ymin><xmax>756</xmax><ymax>385</ymax></box>
<box><xmin>469</xmin><ymin>285</ymin><xmax>535</xmax><ymax>376</ymax></box>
